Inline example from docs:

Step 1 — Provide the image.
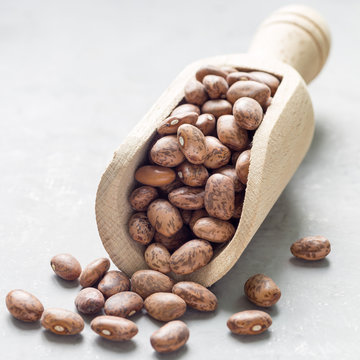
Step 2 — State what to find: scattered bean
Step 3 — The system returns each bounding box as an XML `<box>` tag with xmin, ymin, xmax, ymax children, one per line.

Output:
<box><xmin>41</xmin><ymin>308</ymin><xmax>84</xmax><ymax>335</ymax></box>
<box><xmin>50</xmin><ymin>254</ymin><xmax>81</xmax><ymax>281</ymax></box>
<box><xmin>98</xmin><ymin>270</ymin><xmax>130</xmax><ymax>298</ymax></box>
<box><xmin>290</xmin><ymin>235</ymin><xmax>331</xmax><ymax>260</ymax></box>
<box><xmin>79</xmin><ymin>258</ymin><xmax>110</xmax><ymax>288</ymax></box>
<box><xmin>227</xmin><ymin>310</ymin><xmax>272</xmax><ymax>335</ymax></box>
<box><xmin>104</xmin><ymin>291</ymin><xmax>143</xmax><ymax>318</ymax></box>
<box><xmin>75</xmin><ymin>288</ymin><xmax>105</xmax><ymax>315</ymax></box>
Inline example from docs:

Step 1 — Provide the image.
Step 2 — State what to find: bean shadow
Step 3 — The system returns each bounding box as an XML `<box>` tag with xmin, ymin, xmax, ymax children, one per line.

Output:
<box><xmin>289</xmin><ymin>257</ymin><xmax>330</xmax><ymax>268</ymax></box>
<box><xmin>52</xmin><ymin>274</ymin><xmax>80</xmax><ymax>289</ymax></box>
<box><xmin>95</xmin><ymin>337</ymin><xmax>137</xmax><ymax>353</ymax></box>
<box><xmin>9</xmin><ymin>316</ymin><xmax>42</xmax><ymax>330</ymax></box>
<box><xmin>229</xmin><ymin>331</ymin><xmax>271</xmax><ymax>344</ymax></box>
<box><xmin>213</xmin><ymin>118</ymin><xmax>329</xmax><ymax>316</ymax></box>
<box><xmin>152</xmin><ymin>345</ymin><xmax>189</xmax><ymax>359</ymax></box>
<box><xmin>42</xmin><ymin>330</ymin><xmax>84</xmax><ymax>344</ymax></box>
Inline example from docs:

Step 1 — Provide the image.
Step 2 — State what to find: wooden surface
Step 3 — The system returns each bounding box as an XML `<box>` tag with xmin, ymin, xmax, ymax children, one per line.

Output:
<box><xmin>95</xmin><ymin>5</ymin><xmax>330</xmax><ymax>286</ymax></box>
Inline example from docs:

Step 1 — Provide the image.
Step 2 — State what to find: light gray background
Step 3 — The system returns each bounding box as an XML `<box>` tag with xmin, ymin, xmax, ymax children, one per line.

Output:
<box><xmin>1</xmin><ymin>0</ymin><xmax>359</xmax><ymax>359</ymax></box>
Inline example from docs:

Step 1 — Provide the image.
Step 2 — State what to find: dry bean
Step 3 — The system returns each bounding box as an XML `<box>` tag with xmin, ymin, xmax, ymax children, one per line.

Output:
<box><xmin>213</xmin><ymin>165</ymin><xmax>244</xmax><ymax>192</ymax></box>
<box><xmin>204</xmin><ymin>136</ymin><xmax>231</xmax><ymax>169</ymax></box>
<box><xmin>233</xmin><ymin>97</ymin><xmax>263</xmax><ymax>130</ymax></box>
<box><xmin>244</xmin><ymin>274</ymin><xmax>281</xmax><ymax>307</ymax></box>
<box><xmin>131</xmin><ymin>270</ymin><xmax>174</xmax><ymax>299</ymax></box>
<box><xmin>75</xmin><ymin>288</ymin><xmax>105</xmax><ymax>315</ymax></box>
<box><xmin>227</xmin><ymin>80</ymin><xmax>271</xmax><ymax>107</ymax></box>
<box><xmin>91</xmin><ymin>315</ymin><xmax>138</xmax><ymax>341</ymax></box>
<box><xmin>104</xmin><ymin>291</ymin><xmax>143</xmax><ymax>318</ymax></box>
<box><xmin>171</xmin><ymin>104</ymin><xmax>200</xmax><ymax>116</ymax></box>
<box><xmin>150</xmin><ymin>320</ymin><xmax>189</xmax><ymax>353</ymax></box>
<box><xmin>172</xmin><ymin>281</ymin><xmax>217</xmax><ymax>312</ymax></box>
<box><xmin>235</xmin><ymin>149</ymin><xmax>251</xmax><ymax>185</ymax></box>
<box><xmin>144</xmin><ymin>292</ymin><xmax>186</xmax><ymax>322</ymax></box>
<box><xmin>50</xmin><ymin>254</ymin><xmax>81</xmax><ymax>281</ymax></box>
<box><xmin>250</xmin><ymin>71</ymin><xmax>280</xmax><ymax>96</ymax></box>
<box><xmin>184</xmin><ymin>79</ymin><xmax>208</xmax><ymax>105</ymax></box>
<box><xmin>170</xmin><ymin>239</ymin><xmax>213</xmax><ymax>275</ymax></box>
<box><xmin>189</xmin><ymin>209</ymin><xmax>208</xmax><ymax>230</ymax></box>
<box><xmin>154</xmin><ymin>226</ymin><xmax>191</xmax><ymax>251</ymax></box>
<box><xmin>147</xmin><ymin>199</ymin><xmax>183</xmax><ymax>237</ymax></box>
<box><xmin>98</xmin><ymin>270</ymin><xmax>130</xmax><ymax>298</ymax></box>
<box><xmin>6</xmin><ymin>289</ymin><xmax>44</xmax><ymax>322</ymax></box>
<box><xmin>168</xmin><ymin>186</ymin><xmax>205</xmax><ymax>210</ymax></box>
<box><xmin>128</xmin><ymin>212</ymin><xmax>154</xmax><ymax>245</ymax></box>
<box><xmin>41</xmin><ymin>308</ymin><xmax>84</xmax><ymax>335</ymax></box>
<box><xmin>129</xmin><ymin>186</ymin><xmax>159</xmax><ymax>212</ymax></box>
<box><xmin>159</xmin><ymin>177</ymin><xmax>183</xmax><ymax>194</ymax></box>
<box><xmin>177</xmin><ymin>161</ymin><xmax>209</xmax><ymax>187</ymax></box>
<box><xmin>202</xmin><ymin>75</ymin><xmax>228</xmax><ymax>99</ymax></box>
<box><xmin>290</xmin><ymin>235</ymin><xmax>331</xmax><ymax>260</ymax></box>
<box><xmin>201</xmin><ymin>99</ymin><xmax>232</xmax><ymax>118</ymax></box>
<box><xmin>227</xmin><ymin>310</ymin><xmax>272</xmax><ymax>335</ymax></box>
<box><xmin>195</xmin><ymin>65</ymin><xmax>227</xmax><ymax>82</ymax></box>
<box><xmin>226</xmin><ymin>71</ymin><xmax>257</xmax><ymax>86</ymax></box>
<box><xmin>193</xmin><ymin>217</ymin><xmax>235</xmax><ymax>243</ymax></box>
<box><xmin>79</xmin><ymin>258</ymin><xmax>110</xmax><ymax>288</ymax></box>
<box><xmin>195</xmin><ymin>113</ymin><xmax>216</xmax><ymax>135</ymax></box>
<box><xmin>177</xmin><ymin>124</ymin><xmax>207</xmax><ymax>165</ymax></box>
<box><xmin>145</xmin><ymin>243</ymin><xmax>171</xmax><ymax>274</ymax></box>
<box><xmin>157</xmin><ymin>112</ymin><xmax>198</xmax><ymax>135</ymax></box>
<box><xmin>217</xmin><ymin>114</ymin><xmax>249</xmax><ymax>151</ymax></box>
<box><xmin>135</xmin><ymin>165</ymin><xmax>176</xmax><ymax>187</ymax></box>
<box><xmin>150</xmin><ymin>135</ymin><xmax>185</xmax><ymax>167</ymax></box>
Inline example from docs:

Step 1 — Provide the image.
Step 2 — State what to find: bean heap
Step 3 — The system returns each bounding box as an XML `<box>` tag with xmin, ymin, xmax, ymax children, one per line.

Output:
<box><xmin>129</xmin><ymin>65</ymin><xmax>280</xmax><ymax>274</ymax></box>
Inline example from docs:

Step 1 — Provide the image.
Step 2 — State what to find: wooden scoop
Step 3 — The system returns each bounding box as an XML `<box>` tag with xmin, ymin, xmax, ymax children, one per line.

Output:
<box><xmin>95</xmin><ymin>5</ymin><xmax>330</xmax><ymax>287</ymax></box>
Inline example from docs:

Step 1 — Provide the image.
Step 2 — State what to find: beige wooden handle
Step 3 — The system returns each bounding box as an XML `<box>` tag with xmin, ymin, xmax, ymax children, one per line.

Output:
<box><xmin>248</xmin><ymin>5</ymin><xmax>331</xmax><ymax>84</ymax></box>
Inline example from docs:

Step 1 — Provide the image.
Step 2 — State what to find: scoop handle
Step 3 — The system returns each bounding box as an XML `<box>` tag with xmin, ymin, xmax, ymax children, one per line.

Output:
<box><xmin>248</xmin><ymin>5</ymin><xmax>331</xmax><ymax>84</ymax></box>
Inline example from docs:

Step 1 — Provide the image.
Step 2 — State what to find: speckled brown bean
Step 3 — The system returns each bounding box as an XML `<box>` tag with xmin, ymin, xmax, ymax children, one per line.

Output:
<box><xmin>250</xmin><ymin>71</ymin><xmax>280</xmax><ymax>96</ymax></box>
<box><xmin>244</xmin><ymin>274</ymin><xmax>281</xmax><ymax>307</ymax></box>
<box><xmin>213</xmin><ymin>165</ymin><xmax>244</xmax><ymax>192</ymax></box>
<box><xmin>217</xmin><ymin>115</ymin><xmax>249</xmax><ymax>151</ymax></box>
<box><xmin>128</xmin><ymin>212</ymin><xmax>155</xmax><ymax>245</ymax></box>
<box><xmin>202</xmin><ymin>75</ymin><xmax>228</xmax><ymax>99</ymax></box>
<box><xmin>189</xmin><ymin>209</ymin><xmax>208</xmax><ymax>230</ymax></box>
<box><xmin>201</xmin><ymin>99</ymin><xmax>232</xmax><ymax>118</ymax></box>
<box><xmin>290</xmin><ymin>235</ymin><xmax>331</xmax><ymax>260</ymax></box>
<box><xmin>145</xmin><ymin>243</ymin><xmax>171</xmax><ymax>274</ymax></box>
<box><xmin>180</xmin><ymin>209</ymin><xmax>192</xmax><ymax>224</ymax></box>
<box><xmin>226</xmin><ymin>71</ymin><xmax>257</xmax><ymax>86</ymax></box>
<box><xmin>98</xmin><ymin>271</ymin><xmax>130</xmax><ymax>298</ymax></box>
<box><xmin>104</xmin><ymin>291</ymin><xmax>143</xmax><ymax>317</ymax></box>
<box><xmin>232</xmin><ymin>151</ymin><xmax>240</xmax><ymax>165</ymax></box>
<box><xmin>75</xmin><ymin>288</ymin><xmax>105</xmax><ymax>315</ymax></box>
<box><xmin>168</xmin><ymin>187</ymin><xmax>205</xmax><ymax>210</ymax></box>
<box><xmin>177</xmin><ymin>161</ymin><xmax>209</xmax><ymax>187</ymax></box>
<box><xmin>50</xmin><ymin>254</ymin><xmax>82</xmax><ymax>281</ymax></box>
<box><xmin>159</xmin><ymin>178</ymin><xmax>183</xmax><ymax>194</ymax></box>
<box><xmin>195</xmin><ymin>113</ymin><xmax>216</xmax><ymax>135</ymax></box>
<box><xmin>147</xmin><ymin>199</ymin><xmax>183</xmax><ymax>237</ymax></box>
<box><xmin>171</xmin><ymin>104</ymin><xmax>200</xmax><ymax>116</ymax></box>
<box><xmin>204</xmin><ymin>136</ymin><xmax>231</xmax><ymax>169</ymax></box>
<box><xmin>232</xmin><ymin>192</ymin><xmax>244</xmax><ymax>219</ymax></box>
<box><xmin>150</xmin><ymin>320</ymin><xmax>189</xmax><ymax>353</ymax></box>
<box><xmin>195</xmin><ymin>65</ymin><xmax>227</xmax><ymax>82</ymax></box>
<box><xmin>41</xmin><ymin>308</ymin><xmax>84</xmax><ymax>335</ymax></box>
<box><xmin>150</xmin><ymin>135</ymin><xmax>185</xmax><ymax>167</ymax></box>
<box><xmin>6</xmin><ymin>290</ymin><xmax>44</xmax><ymax>322</ymax></box>
<box><xmin>135</xmin><ymin>165</ymin><xmax>176</xmax><ymax>187</ymax></box>
<box><xmin>235</xmin><ymin>149</ymin><xmax>251</xmax><ymax>185</ymax></box>
<box><xmin>233</xmin><ymin>97</ymin><xmax>264</xmax><ymax>131</ymax></box>
<box><xmin>193</xmin><ymin>217</ymin><xmax>235</xmax><ymax>243</ymax></box>
<box><xmin>131</xmin><ymin>270</ymin><xmax>174</xmax><ymax>299</ymax></box>
<box><xmin>154</xmin><ymin>226</ymin><xmax>191</xmax><ymax>251</ymax></box>
<box><xmin>227</xmin><ymin>310</ymin><xmax>272</xmax><ymax>335</ymax></box>
<box><xmin>184</xmin><ymin>79</ymin><xmax>208</xmax><ymax>105</ymax></box>
<box><xmin>144</xmin><ymin>293</ymin><xmax>186</xmax><ymax>322</ymax></box>
<box><xmin>177</xmin><ymin>124</ymin><xmax>207</xmax><ymax>165</ymax></box>
<box><xmin>204</xmin><ymin>174</ymin><xmax>234</xmax><ymax>220</ymax></box>
<box><xmin>169</xmin><ymin>239</ymin><xmax>213</xmax><ymax>275</ymax></box>
<box><xmin>157</xmin><ymin>112</ymin><xmax>198</xmax><ymax>135</ymax></box>
<box><xmin>79</xmin><ymin>258</ymin><xmax>110</xmax><ymax>288</ymax></box>
<box><xmin>129</xmin><ymin>186</ymin><xmax>159</xmax><ymax>212</ymax></box>
<box><xmin>227</xmin><ymin>80</ymin><xmax>271</xmax><ymax>107</ymax></box>
<box><xmin>172</xmin><ymin>281</ymin><xmax>217</xmax><ymax>312</ymax></box>
<box><xmin>91</xmin><ymin>315</ymin><xmax>138</xmax><ymax>341</ymax></box>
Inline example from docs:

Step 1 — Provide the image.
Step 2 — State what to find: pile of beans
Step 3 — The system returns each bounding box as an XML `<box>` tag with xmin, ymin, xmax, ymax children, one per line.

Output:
<box><xmin>129</xmin><ymin>65</ymin><xmax>280</xmax><ymax>275</ymax></box>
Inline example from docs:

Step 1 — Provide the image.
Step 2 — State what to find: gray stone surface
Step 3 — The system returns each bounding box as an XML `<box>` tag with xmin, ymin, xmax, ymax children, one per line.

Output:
<box><xmin>1</xmin><ymin>0</ymin><xmax>359</xmax><ymax>359</ymax></box>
